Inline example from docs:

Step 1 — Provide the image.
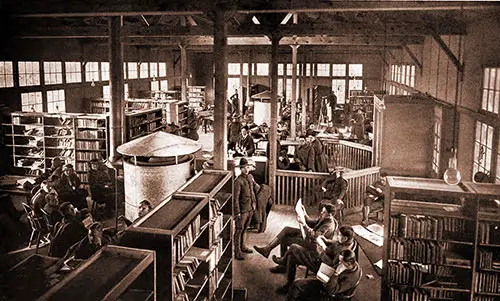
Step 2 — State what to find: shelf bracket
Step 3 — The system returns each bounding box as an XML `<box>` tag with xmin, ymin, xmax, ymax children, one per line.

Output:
<box><xmin>432</xmin><ymin>33</ymin><xmax>464</xmax><ymax>73</ymax></box>
<box><xmin>401</xmin><ymin>43</ymin><xmax>422</xmax><ymax>71</ymax></box>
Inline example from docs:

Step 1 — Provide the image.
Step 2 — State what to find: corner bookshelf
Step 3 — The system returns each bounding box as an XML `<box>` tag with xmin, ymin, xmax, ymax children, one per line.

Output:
<box><xmin>382</xmin><ymin>176</ymin><xmax>478</xmax><ymax>301</ymax></box>
<box><xmin>188</xmin><ymin>86</ymin><xmax>206</xmax><ymax>112</ymax></box>
<box><xmin>126</xmin><ymin>108</ymin><xmax>163</xmax><ymax>141</ymax></box>
<box><xmin>177</xmin><ymin>169</ymin><xmax>234</xmax><ymax>301</ymax></box>
<box><xmin>120</xmin><ymin>193</ymin><xmax>212</xmax><ymax>301</ymax></box>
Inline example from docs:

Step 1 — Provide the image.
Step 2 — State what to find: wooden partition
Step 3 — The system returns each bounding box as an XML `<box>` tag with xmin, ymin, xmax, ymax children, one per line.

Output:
<box><xmin>321</xmin><ymin>139</ymin><xmax>373</xmax><ymax>170</ymax></box>
<box><xmin>275</xmin><ymin>166</ymin><xmax>381</xmax><ymax>208</ymax></box>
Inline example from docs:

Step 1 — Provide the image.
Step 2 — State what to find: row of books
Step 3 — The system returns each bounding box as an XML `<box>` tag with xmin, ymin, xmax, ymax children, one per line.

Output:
<box><xmin>478</xmin><ymin>250</ymin><xmax>500</xmax><ymax>270</ymax></box>
<box><xmin>58</xmin><ymin>149</ymin><xmax>74</xmax><ymax>157</ymax></box>
<box><xmin>75</xmin><ymin>140</ymin><xmax>104</xmax><ymax>150</ymax></box>
<box><xmin>76</xmin><ymin>151</ymin><xmax>103</xmax><ymax>161</ymax></box>
<box><xmin>211</xmin><ymin>212</ymin><xmax>224</xmax><ymax>240</ymax></box>
<box><xmin>389</xmin><ymin>288</ymin><xmax>429</xmax><ymax>301</ymax></box>
<box><xmin>129</xmin><ymin>116</ymin><xmax>148</xmax><ymax>127</ymax></box>
<box><xmin>13</xmin><ymin>116</ymin><xmax>42</xmax><ymax>125</ymax></box>
<box><xmin>210</xmin><ymin>269</ymin><xmax>226</xmax><ymax>296</ymax></box>
<box><xmin>209</xmin><ymin>197</ymin><xmax>224</xmax><ymax>218</ymax></box>
<box><xmin>475</xmin><ymin>272</ymin><xmax>500</xmax><ymax>293</ymax></box>
<box><xmin>478</xmin><ymin>222</ymin><xmax>500</xmax><ymax>245</ymax></box>
<box><xmin>389</xmin><ymin>238</ymin><xmax>445</xmax><ymax>264</ymax></box>
<box><xmin>77</xmin><ymin>119</ymin><xmax>106</xmax><ymax>128</ymax></box>
<box><xmin>475</xmin><ymin>296</ymin><xmax>496</xmax><ymax>301</ymax></box>
<box><xmin>173</xmin><ymin>215</ymin><xmax>202</xmax><ymax>265</ymax></box>
<box><xmin>210</xmin><ymin>238</ymin><xmax>225</xmax><ymax>272</ymax></box>
<box><xmin>173</xmin><ymin>257</ymin><xmax>201</xmax><ymax>295</ymax></box>
<box><xmin>387</xmin><ymin>261</ymin><xmax>425</xmax><ymax>286</ymax></box>
<box><xmin>391</xmin><ymin>214</ymin><xmax>468</xmax><ymax>240</ymax></box>
<box><xmin>76</xmin><ymin>129</ymin><xmax>106</xmax><ymax>139</ymax></box>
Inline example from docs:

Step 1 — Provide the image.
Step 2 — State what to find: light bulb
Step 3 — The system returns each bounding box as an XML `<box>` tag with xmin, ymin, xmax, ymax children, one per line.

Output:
<box><xmin>91</xmin><ymin>79</ymin><xmax>96</xmax><ymax>87</ymax></box>
<box><xmin>444</xmin><ymin>148</ymin><xmax>461</xmax><ymax>185</ymax></box>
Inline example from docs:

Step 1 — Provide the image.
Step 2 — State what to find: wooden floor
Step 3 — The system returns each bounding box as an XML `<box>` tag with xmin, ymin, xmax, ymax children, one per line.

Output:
<box><xmin>233</xmin><ymin>205</ymin><xmax>381</xmax><ymax>301</ymax></box>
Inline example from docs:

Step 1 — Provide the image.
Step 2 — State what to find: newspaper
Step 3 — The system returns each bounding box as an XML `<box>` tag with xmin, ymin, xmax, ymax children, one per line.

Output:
<box><xmin>316</xmin><ymin>262</ymin><xmax>336</xmax><ymax>284</ymax></box>
<box><xmin>295</xmin><ymin>199</ymin><xmax>306</xmax><ymax>239</ymax></box>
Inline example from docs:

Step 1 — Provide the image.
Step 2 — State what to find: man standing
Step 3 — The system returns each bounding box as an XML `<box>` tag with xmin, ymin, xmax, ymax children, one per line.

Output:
<box><xmin>235</xmin><ymin>126</ymin><xmax>255</xmax><ymax>157</ymax></box>
<box><xmin>306</xmin><ymin>129</ymin><xmax>328</xmax><ymax>173</ymax></box>
<box><xmin>234</xmin><ymin>158</ymin><xmax>259</xmax><ymax>260</ymax></box>
<box><xmin>314</xmin><ymin>167</ymin><xmax>347</xmax><ymax>209</ymax></box>
<box><xmin>228</xmin><ymin>114</ymin><xmax>242</xmax><ymax>151</ymax></box>
<box><xmin>361</xmin><ymin>176</ymin><xmax>387</xmax><ymax>225</ymax></box>
<box><xmin>329</xmin><ymin>92</ymin><xmax>337</xmax><ymax>121</ymax></box>
<box><xmin>230</xmin><ymin>89</ymin><xmax>240</xmax><ymax>115</ymax></box>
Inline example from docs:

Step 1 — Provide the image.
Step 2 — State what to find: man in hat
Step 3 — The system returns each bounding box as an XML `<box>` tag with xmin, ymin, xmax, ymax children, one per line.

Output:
<box><xmin>230</xmin><ymin>88</ymin><xmax>240</xmax><ymax>115</ymax></box>
<box><xmin>234</xmin><ymin>158</ymin><xmax>260</xmax><ymax>260</ymax></box>
<box><xmin>306</xmin><ymin>129</ymin><xmax>328</xmax><ymax>173</ymax></box>
<box><xmin>235</xmin><ymin>126</ymin><xmax>255</xmax><ymax>157</ymax></box>
<box><xmin>228</xmin><ymin>114</ymin><xmax>242</xmax><ymax>151</ymax></box>
<box><xmin>314</xmin><ymin>167</ymin><xmax>347</xmax><ymax>211</ymax></box>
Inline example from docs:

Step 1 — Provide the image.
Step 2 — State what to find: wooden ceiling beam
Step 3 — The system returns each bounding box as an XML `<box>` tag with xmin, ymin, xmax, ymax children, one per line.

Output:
<box><xmin>6</xmin><ymin>0</ymin><xmax>499</xmax><ymax>18</ymax></box>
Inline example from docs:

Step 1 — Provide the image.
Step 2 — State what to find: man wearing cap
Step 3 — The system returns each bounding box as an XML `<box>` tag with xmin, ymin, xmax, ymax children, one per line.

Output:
<box><xmin>234</xmin><ymin>158</ymin><xmax>260</xmax><ymax>260</ymax></box>
<box><xmin>314</xmin><ymin>167</ymin><xmax>347</xmax><ymax>211</ymax></box>
<box><xmin>306</xmin><ymin>129</ymin><xmax>328</xmax><ymax>173</ymax></box>
<box><xmin>228</xmin><ymin>114</ymin><xmax>242</xmax><ymax>151</ymax></box>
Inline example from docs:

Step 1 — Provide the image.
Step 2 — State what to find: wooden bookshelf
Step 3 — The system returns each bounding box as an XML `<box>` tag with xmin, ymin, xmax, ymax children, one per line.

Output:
<box><xmin>38</xmin><ymin>245</ymin><xmax>156</xmax><ymax>301</ymax></box>
<box><xmin>120</xmin><ymin>193</ymin><xmax>212</xmax><ymax>301</ymax></box>
<box><xmin>382</xmin><ymin>176</ymin><xmax>478</xmax><ymax>301</ymax></box>
<box><xmin>177</xmin><ymin>169</ymin><xmax>234</xmax><ymax>301</ymax></box>
<box><xmin>126</xmin><ymin>108</ymin><xmax>163</xmax><ymax>141</ymax></box>
<box><xmin>187</xmin><ymin>86</ymin><xmax>205</xmax><ymax>112</ymax></box>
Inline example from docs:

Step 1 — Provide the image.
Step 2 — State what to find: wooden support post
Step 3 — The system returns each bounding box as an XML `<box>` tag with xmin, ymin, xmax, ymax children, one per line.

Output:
<box><xmin>247</xmin><ymin>49</ymin><xmax>252</xmax><ymax>113</ymax></box>
<box><xmin>213</xmin><ymin>9</ymin><xmax>228</xmax><ymax>170</ymax></box>
<box><xmin>108</xmin><ymin>16</ymin><xmax>125</xmax><ymax>162</ymax></box>
<box><xmin>269</xmin><ymin>34</ymin><xmax>281</xmax><ymax>196</ymax></box>
<box><xmin>180</xmin><ymin>44</ymin><xmax>188</xmax><ymax>104</ymax></box>
<box><xmin>239</xmin><ymin>52</ymin><xmax>244</xmax><ymax>113</ymax></box>
<box><xmin>301</xmin><ymin>60</ymin><xmax>307</xmax><ymax>133</ymax></box>
<box><xmin>290</xmin><ymin>44</ymin><xmax>299</xmax><ymax>139</ymax></box>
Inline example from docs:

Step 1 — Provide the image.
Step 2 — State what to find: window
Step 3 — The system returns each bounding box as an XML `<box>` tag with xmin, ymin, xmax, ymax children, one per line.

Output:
<box><xmin>242</xmin><ymin>63</ymin><xmax>249</xmax><ymax>76</ymax></box>
<box><xmin>149</xmin><ymin>62</ymin><xmax>158</xmax><ymax>79</ymax></box>
<box><xmin>482</xmin><ymin>67</ymin><xmax>500</xmax><ymax>114</ymax></box>
<box><xmin>496</xmin><ymin>139</ymin><xmax>500</xmax><ymax>184</ymax></box>
<box><xmin>348</xmin><ymin>64</ymin><xmax>363</xmax><ymax>77</ymax></box>
<box><xmin>228</xmin><ymin>63</ymin><xmax>240</xmax><ymax>76</ymax></box>
<box><xmin>21</xmin><ymin>91</ymin><xmax>43</xmax><ymax>112</ymax></box>
<box><xmin>305</xmin><ymin>64</ymin><xmax>311</xmax><ymax>77</ymax></box>
<box><xmin>432</xmin><ymin>107</ymin><xmax>442</xmax><ymax>175</ymax></box>
<box><xmin>332</xmin><ymin>64</ymin><xmax>346</xmax><ymax>77</ymax></box>
<box><xmin>127</xmin><ymin>62</ymin><xmax>138</xmax><ymax>79</ymax></box>
<box><xmin>256</xmin><ymin>63</ymin><xmax>269</xmax><ymax>76</ymax></box>
<box><xmin>101</xmin><ymin>62</ymin><xmax>109</xmax><ymax>81</ymax></box>
<box><xmin>47</xmin><ymin>89</ymin><xmax>65</xmax><ymax>113</ymax></box>
<box><xmin>139</xmin><ymin>63</ymin><xmax>149</xmax><ymax>78</ymax></box>
<box><xmin>332</xmin><ymin>79</ymin><xmax>346</xmax><ymax>104</ymax></box>
<box><xmin>124</xmin><ymin>83</ymin><xmax>129</xmax><ymax>99</ymax></box>
<box><xmin>65</xmin><ymin>62</ymin><xmax>82</xmax><ymax>83</ymax></box>
<box><xmin>0</xmin><ymin>61</ymin><xmax>14</xmax><ymax>88</ymax></box>
<box><xmin>473</xmin><ymin>121</ymin><xmax>494</xmax><ymax>176</ymax></box>
<box><xmin>85</xmin><ymin>62</ymin><xmax>99</xmax><ymax>82</ymax></box>
<box><xmin>160</xmin><ymin>80</ymin><xmax>168</xmax><ymax>91</ymax></box>
<box><xmin>103</xmin><ymin>85</ymin><xmax>110</xmax><ymax>99</ymax></box>
<box><xmin>151</xmin><ymin>81</ymin><xmax>160</xmax><ymax>92</ymax></box>
<box><xmin>159</xmin><ymin>63</ymin><xmax>167</xmax><ymax>77</ymax></box>
<box><xmin>278</xmin><ymin>78</ymin><xmax>284</xmax><ymax>96</ymax></box>
<box><xmin>18</xmin><ymin>61</ymin><xmax>40</xmax><ymax>87</ymax></box>
<box><xmin>317</xmin><ymin>64</ymin><xmax>330</xmax><ymax>77</ymax></box>
<box><xmin>123</xmin><ymin>63</ymin><xmax>127</xmax><ymax>80</ymax></box>
<box><xmin>43</xmin><ymin>62</ymin><xmax>62</xmax><ymax>85</ymax></box>
<box><xmin>278</xmin><ymin>64</ymin><xmax>284</xmax><ymax>76</ymax></box>
<box><xmin>349</xmin><ymin>79</ymin><xmax>363</xmax><ymax>92</ymax></box>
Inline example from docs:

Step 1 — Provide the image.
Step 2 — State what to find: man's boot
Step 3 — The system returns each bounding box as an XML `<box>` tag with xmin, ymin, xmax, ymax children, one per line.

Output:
<box><xmin>234</xmin><ymin>230</ymin><xmax>244</xmax><ymax>260</ymax></box>
<box><xmin>254</xmin><ymin>236</ymin><xmax>280</xmax><ymax>258</ymax></box>
<box><xmin>241</xmin><ymin>232</ymin><xmax>253</xmax><ymax>253</ymax></box>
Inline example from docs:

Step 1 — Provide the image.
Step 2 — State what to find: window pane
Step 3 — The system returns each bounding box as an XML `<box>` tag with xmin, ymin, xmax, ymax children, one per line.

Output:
<box><xmin>317</xmin><ymin>64</ymin><xmax>330</xmax><ymax>77</ymax></box>
<box><xmin>278</xmin><ymin>64</ymin><xmax>284</xmax><ymax>76</ymax></box>
<box><xmin>349</xmin><ymin>79</ymin><xmax>363</xmax><ymax>92</ymax></box>
<box><xmin>332</xmin><ymin>79</ymin><xmax>346</xmax><ymax>104</ymax></box>
<box><xmin>0</xmin><ymin>61</ymin><xmax>14</xmax><ymax>88</ymax></box>
<box><xmin>18</xmin><ymin>62</ymin><xmax>40</xmax><ymax>87</ymax></box>
<box><xmin>256</xmin><ymin>63</ymin><xmax>269</xmax><ymax>76</ymax></box>
<box><xmin>127</xmin><ymin>62</ymin><xmax>138</xmax><ymax>79</ymax></box>
<box><xmin>151</xmin><ymin>81</ymin><xmax>160</xmax><ymax>92</ymax></box>
<box><xmin>160</xmin><ymin>80</ymin><xmax>168</xmax><ymax>91</ymax></box>
<box><xmin>47</xmin><ymin>89</ymin><xmax>65</xmax><ymax>113</ymax></box>
<box><xmin>101</xmin><ymin>62</ymin><xmax>110</xmax><ymax>81</ymax></box>
<box><xmin>349</xmin><ymin>64</ymin><xmax>363</xmax><ymax>77</ymax></box>
<box><xmin>228</xmin><ymin>63</ymin><xmax>240</xmax><ymax>76</ymax></box>
<box><xmin>103</xmin><ymin>85</ymin><xmax>110</xmax><ymax>98</ymax></box>
<box><xmin>332</xmin><ymin>64</ymin><xmax>346</xmax><ymax>77</ymax></box>
<box><xmin>140</xmin><ymin>63</ymin><xmax>149</xmax><ymax>78</ymax></box>
<box><xmin>305</xmin><ymin>64</ymin><xmax>310</xmax><ymax>77</ymax></box>
<box><xmin>65</xmin><ymin>62</ymin><xmax>82</xmax><ymax>83</ymax></box>
<box><xmin>242</xmin><ymin>63</ymin><xmax>249</xmax><ymax>76</ymax></box>
<box><xmin>159</xmin><ymin>63</ymin><xmax>167</xmax><ymax>77</ymax></box>
<box><xmin>21</xmin><ymin>91</ymin><xmax>43</xmax><ymax>112</ymax></box>
<box><xmin>85</xmin><ymin>62</ymin><xmax>99</xmax><ymax>82</ymax></box>
<box><xmin>149</xmin><ymin>62</ymin><xmax>158</xmax><ymax>78</ymax></box>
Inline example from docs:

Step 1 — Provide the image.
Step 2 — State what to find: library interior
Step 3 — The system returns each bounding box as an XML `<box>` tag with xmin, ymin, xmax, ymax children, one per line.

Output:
<box><xmin>0</xmin><ymin>1</ymin><xmax>500</xmax><ymax>301</ymax></box>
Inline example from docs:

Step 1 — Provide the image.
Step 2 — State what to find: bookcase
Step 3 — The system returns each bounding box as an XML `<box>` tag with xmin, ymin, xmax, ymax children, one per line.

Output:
<box><xmin>188</xmin><ymin>86</ymin><xmax>206</xmax><ymax>112</ymax></box>
<box><xmin>349</xmin><ymin>95</ymin><xmax>374</xmax><ymax>120</ymax></box>
<box><xmin>38</xmin><ymin>245</ymin><xmax>156</xmax><ymax>301</ymax></box>
<box><xmin>126</xmin><ymin>108</ymin><xmax>163</xmax><ymax>141</ymax></box>
<box><xmin>120</xmin><ymin>193</ymin><xmax>213</xmax><ymax>301</ymax></box>
<box><xmin>177</xmin><ymin>169</ymin><xmax>234</xmax><ymax>301</ymax></box>
<box><xmin>9</xmin><ymin>112</ymin><xmax>108</xmax><ymax>183</ymax></box>
<box><xmin>382</xmin><ymin>176</ymin><xmax>500</xmax><ymax>301</ymax></box>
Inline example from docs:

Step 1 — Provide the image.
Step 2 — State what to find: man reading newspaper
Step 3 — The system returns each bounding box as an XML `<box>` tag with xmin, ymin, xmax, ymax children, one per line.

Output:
<box><xmin>287</xmin><ymin>249</ymin><xmax>362</xmax><ymax>301</ymax></box>
<box><xmin>254</xmin><ymin>200</ymin><xmax>338</xmax><ymax>275</ymax></box>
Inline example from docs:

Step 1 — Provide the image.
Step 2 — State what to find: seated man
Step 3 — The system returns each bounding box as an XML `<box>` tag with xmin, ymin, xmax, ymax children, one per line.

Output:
<box><xmin>287</xmin><ymin>249</ymin><xmax>362</xmax><ymax>301</ymax></box>
<box><xmin>48</xmin><ymin>202</ymin><xmax>87</xmax><ymax>258</ymax></box>
<box><xmin>361</xmin><ymin>175</ymin><xmax>387</xmax><ymax>225</ymax></box>
<box><xmin>254</xmin><ymin>203</ymin><xmax>337</xmax><ymax>273</ymax></box>
<box><xmin>119</xmin><ymin>200</ymin><xmax>152</xmax><ymax>227</ymax></box>
<box><xmin>274</xmin><ymin>225</ymin><xmax>356</xmax><ymax>294</ymax></box>
<box><xmin>291</xmin><ymin>135</ymin><xmax>312</xmax><ymax>171</ymax></box>
<box><xmin>313</xmin><ymin>167</ymin><xmax>347</xmax><ymax>210</ymax></box>
<box><xmin>66</xmin><ymin>222</ymin><xmax>108</xmax><ymax>260</ymax></box>
<box><xmin>57</xmin><ymin>164</ymin><xmax>88</xmax><ymax>210</ymax></box>
<box><xmin>43</xmin><ymin>192</ymin><xmax>62</xmax><ymax>227</ymax></box>
<box><xmin>234</xmin><ymin>126</ymin><xmax>255</xmax><ymax>157</ymax></box>
<box><xmin>88</xmin><ymin>159</ymin><xmax>114</xmax><ymax>216</ymax></box>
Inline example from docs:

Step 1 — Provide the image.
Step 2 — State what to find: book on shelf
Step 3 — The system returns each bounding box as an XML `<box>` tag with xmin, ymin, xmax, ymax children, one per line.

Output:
<box><xmin>476</xmin><ymin>272</ymin><xmax>500</xmax><ymax>293</ymax></box>
<box><xmin>173</xmin><ymin>215</ymin><xmax>202</xmax><ymax>264</ymax></box>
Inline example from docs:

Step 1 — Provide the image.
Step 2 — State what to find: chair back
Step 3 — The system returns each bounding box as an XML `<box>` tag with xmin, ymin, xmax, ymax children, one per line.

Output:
<box><xmin>22</xmin><ymin>203</ymin><xmax>45</xmax><ymax>231</ymax></box>
<box><xmin>336</xmin><ymin>268</ymin><xmax>363</xmax><ymax>301</ymax></box>
<box><xmin>40</xmin><ymin>208</ymin><xmax>54</xmax><ymax>234</ymax></box>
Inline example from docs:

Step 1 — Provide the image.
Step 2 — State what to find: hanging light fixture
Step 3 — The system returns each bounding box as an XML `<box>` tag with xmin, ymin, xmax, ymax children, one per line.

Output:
<box><xmin>443</xmin><ymin>16</ymin><xmax>463</xmax><ymax>185</ymax></box>
<box><xmin>90</xmin><ymin>77</ymin><xmax>96</xmax><ymax>87</ymax></box>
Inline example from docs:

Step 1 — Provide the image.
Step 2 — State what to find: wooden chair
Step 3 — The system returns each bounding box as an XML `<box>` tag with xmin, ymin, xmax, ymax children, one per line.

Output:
<box><xmin>322</xmin><ymin>268</ymin><xmax>363</xmax><ymax>301</ymax></box>
<box><xmin>40</xmin><ymin>208</ymin><xmax>54</xmax><ymax>237</ymax></box>
<box><xmin>21</xmin><ymin>203</ymin><xmax>47</xmax><ymax>253</ymax></box>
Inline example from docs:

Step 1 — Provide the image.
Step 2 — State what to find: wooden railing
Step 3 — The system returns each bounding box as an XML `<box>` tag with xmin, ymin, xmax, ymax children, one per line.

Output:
<box><xmin>321</xmin><ymin>139</ymin><xmax>373</xmax><ymax>170</ymax></box>
<box><xmin>275</xmin><ymin>166</ymin><xmax>381</xmax><ymax>208</ymax></box>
